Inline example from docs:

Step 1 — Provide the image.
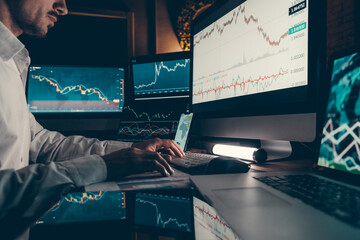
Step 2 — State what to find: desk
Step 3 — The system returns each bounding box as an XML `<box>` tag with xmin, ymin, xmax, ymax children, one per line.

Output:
<box><xmin>30</xmin><ymin>158</ymin><xmax>314</xmax><ymax>240</ymax></box>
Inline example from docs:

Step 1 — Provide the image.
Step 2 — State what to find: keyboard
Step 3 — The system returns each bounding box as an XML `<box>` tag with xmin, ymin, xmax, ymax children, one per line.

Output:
<box><xmin>171</xmin><ymin>152</ymin><xmax>217</xmax><ymax>169</ymax></box>
<box><xmin>254</xmin><ymin>174</ymin><xmax>360</xmax><ymax>228</ymax></box>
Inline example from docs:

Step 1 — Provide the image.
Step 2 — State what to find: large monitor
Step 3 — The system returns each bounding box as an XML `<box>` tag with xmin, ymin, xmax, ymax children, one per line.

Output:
<box><xmin>131</xmin><ymin>52</ymin><xmax>190</xmax><ymax>100</ymax></box>
<box><xmin>27</xmin><ymin>65</ymin><xmax>125</xmax><ymax>113</ymax></box>
<box><xmin>190</xmin><ymin>0</ymin><xmax>326</xmax><ymax>151</ymax></box>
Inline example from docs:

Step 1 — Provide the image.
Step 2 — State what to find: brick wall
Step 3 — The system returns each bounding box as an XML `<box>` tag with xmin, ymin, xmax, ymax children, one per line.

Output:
<box><xmin>327</xmin><ymin>0</ymin><xmax>360</xmax><ymax>57</ymax></box>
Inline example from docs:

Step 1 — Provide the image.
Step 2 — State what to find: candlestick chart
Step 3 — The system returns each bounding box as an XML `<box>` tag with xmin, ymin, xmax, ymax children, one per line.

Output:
<box><xmin>135</xmin><ymin>193</ymin><xmax>192</xmax><ymax>232</ymax></box>
<box><xmin>27</xmin><ymin>66</ymin><xmax>124</xmax><ymax>113</ymax></box>
<box><xmin>133</xmin><ymin>59</ymin><xmax>190</xmax><ymax>97</ymax></box>
<box><xmin>37</xmin><ymin>191</ymin><xmax>126</xmax><ymax>224</ymax></box>
<box><xmin>193</xmin><ymin>0</ymin><xmax>308</xmax><ymax>104</ymax></box>
<box><xmin>318</xmin><ymin>52</ymin><xmax>360</xmax><ymax>175</ymax></box>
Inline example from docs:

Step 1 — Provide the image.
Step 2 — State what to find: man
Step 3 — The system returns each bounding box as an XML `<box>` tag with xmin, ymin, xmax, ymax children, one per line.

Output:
<box><xmin>0</xmin><ymin>0</ymin><xmax>185</xmax><ymax>238</ymax></box>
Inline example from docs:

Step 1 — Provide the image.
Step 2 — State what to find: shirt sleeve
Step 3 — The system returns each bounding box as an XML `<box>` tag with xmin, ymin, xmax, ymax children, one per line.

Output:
<box><xmin>0</xmin><ymin>155</ymin><xmax>107</xmax><ymax>239</ymax></box>
<box><xmin>28</xmin><ymin>113</ymin><xmax>133</xmax><ymax>164</ymax></box>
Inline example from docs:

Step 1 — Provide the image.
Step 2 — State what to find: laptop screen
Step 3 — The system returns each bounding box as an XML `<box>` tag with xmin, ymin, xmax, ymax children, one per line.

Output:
<box><xmin>318</xmin><ymin>51</ymin><xmax>360</xmax><ymax>175</ymax></box>
<box><xmin>174</xmin><ymin>113</ymin><xmax>193</xmax><ymax>151</ymax></box>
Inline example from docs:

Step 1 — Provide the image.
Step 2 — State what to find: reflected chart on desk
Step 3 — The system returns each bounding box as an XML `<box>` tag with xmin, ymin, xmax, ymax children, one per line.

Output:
<box><xmin>193</xmin><ymin>197</ymin><xmax>239</xmax><ymax>240</ymax></box>
<box><xmin>37</xmin><ymin>191</ymin><xmax>126</xmax><ymax>224</ymax></box>
<box><xmin>193</xmin><ymin>0</ymin><xmax>308</xmax><ymax>104</ymax></box>
<box><xmin>27</xmin><ymin>66</ymin><xmax>125</xmax><ymax>113</ymax></box>
<box><xmin>135</xmin><ymin>193</ymin><xmax>192</xmax><ymax>232</ymax></box>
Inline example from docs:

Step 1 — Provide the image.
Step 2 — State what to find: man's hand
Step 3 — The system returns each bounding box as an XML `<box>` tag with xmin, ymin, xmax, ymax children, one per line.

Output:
<box><xmin>102</xmin><ymin>147</ymin><xmax>175</xmax><ymax>180</ymax></box>
<box><xmin>132</xmin><ymin>138</ymin><xmax>185</xmax><ymax>159</ymax></box>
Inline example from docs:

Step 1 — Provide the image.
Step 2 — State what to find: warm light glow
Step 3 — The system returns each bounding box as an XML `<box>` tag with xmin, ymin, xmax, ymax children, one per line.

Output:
<box><xmin>212</xmin><ymin>144</ymin><xmax>258</xmax><ymax>160</ymax></box>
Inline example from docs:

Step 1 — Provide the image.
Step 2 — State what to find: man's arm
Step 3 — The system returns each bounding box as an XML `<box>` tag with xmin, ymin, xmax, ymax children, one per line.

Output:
<box><xmin>28</xmin><ymin>113</ymin><xmax>132</xmax><ymax>163</ymax></box>
<box><xmin>0</xmin><ymin>155</ymin><xmax>107</xmax><ymax>239</ymax></box>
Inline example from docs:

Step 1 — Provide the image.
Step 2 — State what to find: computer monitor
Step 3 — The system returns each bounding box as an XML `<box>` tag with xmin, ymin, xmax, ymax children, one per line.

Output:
<box><xmin>190</xmin><ymin>0</ymin><xmax>326</xmax><ymax>154</ymax></box>
<box><xmin>131</xmin><ymin>52</ymin><xmax>190</xmax><ymax>100</ymax></box>
<box><xmin>27</xmin><ymin>65</ymin><xmax>125</xmax><ymax>113</ymax></box>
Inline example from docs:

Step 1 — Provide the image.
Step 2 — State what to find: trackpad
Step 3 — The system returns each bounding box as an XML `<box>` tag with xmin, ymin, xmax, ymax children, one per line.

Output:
<box><xmin>212</xmin><ymin>188</ymin><xmax>290</xmax><ymax>209</ymax></box>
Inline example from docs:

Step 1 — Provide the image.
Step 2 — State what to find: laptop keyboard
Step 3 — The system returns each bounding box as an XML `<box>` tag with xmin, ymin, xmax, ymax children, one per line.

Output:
<box><xmin>254</xmin><ymin>174</ymin><xmax>360</xmax><ymax>228</ymax></box>
<box><xmin>171</xmin><ymin>152</ymin><xmax>217</xmax><ymax>169</ymax></box>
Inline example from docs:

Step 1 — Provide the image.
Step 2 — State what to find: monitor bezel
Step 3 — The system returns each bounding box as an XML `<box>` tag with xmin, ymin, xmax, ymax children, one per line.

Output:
<box><xmin>26</xmin><ymin>64</ymin><xmax>127</xmax><ymax>118</ymax></box>
<box><xmin>130</xmin><ymin>51</ymin><xmax>191</xmax><ymax>101</ymax></box>
<box><xmin>190</xmin><ymin>0</ymin><xmax>325</xmax><ymax>120</ymax></box>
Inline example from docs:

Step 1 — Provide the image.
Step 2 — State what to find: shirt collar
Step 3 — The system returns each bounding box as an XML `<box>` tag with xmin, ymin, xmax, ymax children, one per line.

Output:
<box><xmin>0</xmin><ymin>21</ymin><xmax>26</xmax><ymax>62</ymax></box>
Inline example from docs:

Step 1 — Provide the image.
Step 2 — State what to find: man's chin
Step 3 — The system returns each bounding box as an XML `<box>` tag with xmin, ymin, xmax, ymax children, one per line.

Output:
<box><xmin>24</xmin><ymin>25</ymin><xmax>49</xmax><ymax>38</ymax></box>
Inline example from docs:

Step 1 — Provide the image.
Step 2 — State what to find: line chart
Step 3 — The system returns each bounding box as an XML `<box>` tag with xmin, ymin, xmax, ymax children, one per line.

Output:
<box><xmin>193</xmin><ymin>68</ymin><xmax>289</xmax><ymax>102</ymax></box>
<box><xmin>123</xmin><ymin>105</ymin><xmax>174</xmax><ymax>122</ymax></box>
<box><xmin>32</xmin><ymin>75</ymin><xmax>112</xmax><ymax>104</ymax></box>
<box><xmin>133</xmin><ymin>59</ymin><xmax>190</xmax><ymax>96</ymax></box>
<box><xmin>192</xmin><ymin>0</ymin><xmax>308</xmax><ymax>105</ymax></box>
<box><xmin>193</xmin><ymin>4</ymin><xmax>288</xmax><ymax>48</ymax></box>
<box><xmin>135</xmin><ymin>193</ymin><xmax>192</xmax><ymax>232</ymax></box>
<box><xmin>118</xmin><ymin>121</ymin><xmax>178</xmax><ymax>140</ymax></box>
<box><xmin>134</xmin><ymin>60</ymin><xmax>190</xmax><ymax>89</ymax></box>
<box><xmin>51</xmin><ymin>191</ymin><xmax>105</xmax><ymax>212</ymax></box>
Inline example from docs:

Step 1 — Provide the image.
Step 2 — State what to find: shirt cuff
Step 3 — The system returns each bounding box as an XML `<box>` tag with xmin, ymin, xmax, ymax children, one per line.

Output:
<box><xmin>57</xmin><ymin>155</ymin><xmax>107</xmax><ymax>187</ymax></box>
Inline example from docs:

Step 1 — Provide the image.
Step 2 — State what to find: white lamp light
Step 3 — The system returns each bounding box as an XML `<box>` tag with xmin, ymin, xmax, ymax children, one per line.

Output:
<box><xmin>212</xmin><ymin>144</ymin><xmax>267</xmax><ymax>163</ymax></box>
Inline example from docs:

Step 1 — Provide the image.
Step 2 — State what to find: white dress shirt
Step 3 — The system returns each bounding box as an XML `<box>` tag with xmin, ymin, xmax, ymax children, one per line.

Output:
<box><xmin>0</xmin><ymin>21</ymin><xmax>132</xmax><ymax>239</ymax></box>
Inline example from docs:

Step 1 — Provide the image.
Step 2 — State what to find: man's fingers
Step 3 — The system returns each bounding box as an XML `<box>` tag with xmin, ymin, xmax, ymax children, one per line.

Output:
<box><xmin>170</xmin><ymin>141</ymin><xmax>185</xmax><ymax>157</ymax></box>
<box><xmin>153</xmin><ymin>160</ymin><xmax>170</xmax><ymax>176</ymax></box>
<box><xmin>154</xmin><ymin>153</ymin><xmax>174</xmax><ymax>175</ymax></box>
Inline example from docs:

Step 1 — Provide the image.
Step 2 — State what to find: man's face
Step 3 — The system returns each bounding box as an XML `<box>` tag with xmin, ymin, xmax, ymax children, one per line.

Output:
<box><xmin>6</xmin><ymin>0</ymin><xmax>68</xmax><ymax>37</ymax></box>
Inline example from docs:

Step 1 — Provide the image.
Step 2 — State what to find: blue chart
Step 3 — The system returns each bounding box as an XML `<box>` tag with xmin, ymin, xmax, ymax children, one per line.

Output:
<box><xmin>133</xmin><ymin>59</ymin><xmax>190</xmax><ymax>97</ymax></box>
<box><xmin>37</xmin><ymin>191</ymin><xmax>126</xmax><ymax>224</ymax></box>
<box><xmin>135</xmin><ymin>193</ymin><xmax>192</xmax><ymax>232</ymax></box>
<box><xmin>319</xmin><ymin>52</ymin><xmax>360</xmax><ymax>175</ymax></box>
<box><xmin>27</xmin><ymin>66</ymin><xmax>125</xmax><ymax>113</ymax></box>
<box><xmin>117</xmin><ymin>121</ymin><xmax>178</xmax><ymax>142</ymax></box>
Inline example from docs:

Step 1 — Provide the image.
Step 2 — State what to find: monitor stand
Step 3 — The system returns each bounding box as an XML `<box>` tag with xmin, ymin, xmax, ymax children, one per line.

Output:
<box><xmin>260</xmin><ymin>140</ymin><xmax>292</xmax><ymax>161</ymax></box>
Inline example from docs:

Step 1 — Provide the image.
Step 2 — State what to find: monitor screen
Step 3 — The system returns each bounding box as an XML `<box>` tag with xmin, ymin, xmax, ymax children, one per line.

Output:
<box><xmin>190</xmin><ymin>0</ymin><xmax>325</xmax><ymax>142</ymax></box>
<box><xmin>318</xmin><ymin>51</ymin><xmax>360</xmax><ymax>176</ymax></box>
<box><xmin>36</xmin><ymin>191</ymin><xmax>126</xmax><ymax>224</ymax></box>
<box><xmin>131</xmin><ymin>52</ymin><xmax>190</xmax><ymax>100</ymax></box>
<box><xmin>134</xmin><ymin>192</ymin><xmax>192</xmax><ymax>233</ymax></box>
<box><xmin>27</xmin><ymin>65</ymin><xmax>125</xmax><ymax>113</ymax></box>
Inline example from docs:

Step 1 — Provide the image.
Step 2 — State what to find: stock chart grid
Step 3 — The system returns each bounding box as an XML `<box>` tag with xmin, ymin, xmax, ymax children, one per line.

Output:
<box><xmin>27</xmin><ymin>66</ymin><xmax>125</xmax><ymax>113</ymax></box>
<box><xmin>135</xmin><ymin>193</ymin><xmax>192</xmax><ymax>232</ymax></box>
<box><xmin>37</xmin><ymin>191</ymin><xmax>126</xmax><ymax>224</ymax></box>
<box><xmin>193</xmin><ymin>0</ymin><xmax>308</xmax><ymax>104</ymax></box>
<box><xmin>133</xmin><ymin>59</ymin><xmax>190</xmax><ymax>98</ymax></box>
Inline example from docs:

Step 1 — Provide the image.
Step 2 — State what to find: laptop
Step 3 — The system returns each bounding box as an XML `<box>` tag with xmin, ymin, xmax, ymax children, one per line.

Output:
<box><xmin>190</xmin><ymin>49</ymin><xmax>360</xmax><ymax>239</ymax></box>
<box><xmin>171</xmin><ymin>113</ymin><xmax>218</xmax><ymax>169</ymax></box>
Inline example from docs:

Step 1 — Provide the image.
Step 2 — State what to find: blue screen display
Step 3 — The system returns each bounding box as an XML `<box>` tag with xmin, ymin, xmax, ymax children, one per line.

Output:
<box><xmin>37</xmin><ymin>191</ymin><xmax>126</xmax><ymax>224</ymax></box>
<box><xmin>27</xmin><ymin>66</ymin><xmax>125</xmax><ymax>113</ymax></box>
<box><xmin>132</xmin><ymin>59</ymin><xmax>190</xmax><ymax>99</ymax></box>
